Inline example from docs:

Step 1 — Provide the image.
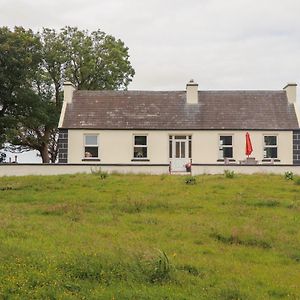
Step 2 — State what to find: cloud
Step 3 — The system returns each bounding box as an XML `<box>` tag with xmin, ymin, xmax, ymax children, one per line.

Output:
<box><xmin>0</xmin><ymin>0</ymin><xmax>299</xmax><ymax>91</ymax></box>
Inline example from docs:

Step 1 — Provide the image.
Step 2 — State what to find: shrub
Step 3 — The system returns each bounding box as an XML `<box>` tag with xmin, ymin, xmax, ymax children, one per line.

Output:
<box><xmin>284</xmin><ymin>171</ymin><xmax>294</xmax><ymax>180</ymax></box>
<box><xmin>185</xmin><ymin>176</ymin><xmax>196</xmax><ymax>185</ymax></box>
<box><xmin>224</xmin><ymin>170</ymin><xmax>235</xmax><ymax>178</ymax></box>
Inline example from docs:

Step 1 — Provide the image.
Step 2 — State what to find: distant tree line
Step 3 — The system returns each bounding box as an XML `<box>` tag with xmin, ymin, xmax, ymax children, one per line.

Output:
<box><xmin>0</xmin><ymin>26</ymin><xmax>135</xmax><ymax>163</ymax></box>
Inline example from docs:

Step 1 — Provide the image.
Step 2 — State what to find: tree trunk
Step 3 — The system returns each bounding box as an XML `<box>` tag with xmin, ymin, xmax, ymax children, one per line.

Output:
<box><xmin>40</xmin><ymin>144</ymin><xmax>50</xmax><ymax>163</ymax></box>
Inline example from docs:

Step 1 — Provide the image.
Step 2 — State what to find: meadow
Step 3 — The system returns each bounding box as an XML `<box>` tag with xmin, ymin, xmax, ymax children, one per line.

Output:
<box><xmin>0</xmin><ymin>172</ymin><xmax>299</xmax><ymax>299</ymax></box>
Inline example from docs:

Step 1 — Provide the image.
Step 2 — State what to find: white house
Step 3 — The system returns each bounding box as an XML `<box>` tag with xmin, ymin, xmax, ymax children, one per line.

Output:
<box><xmin>57</xmin><ymin>80</ymin><xmax>300</xmax><ymax>173</ymax></box>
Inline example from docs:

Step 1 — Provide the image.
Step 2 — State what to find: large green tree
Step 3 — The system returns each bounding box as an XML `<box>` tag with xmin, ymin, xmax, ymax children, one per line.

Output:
<box><xmin>2</xmin><ymin>26</ymin><xmax>135</xmax><ymax>163</ymax></box>
<box><xmin>0</xmin><ymin>27</ymin><xmax>41</xmax><ymax>146</ymax></box>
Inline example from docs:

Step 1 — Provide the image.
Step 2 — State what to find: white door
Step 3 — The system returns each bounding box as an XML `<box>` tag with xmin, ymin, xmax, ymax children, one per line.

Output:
<box><xmin>170</xmin><ymin>136</ymin><xmax>191</xmax><ymax>172</ymax></box>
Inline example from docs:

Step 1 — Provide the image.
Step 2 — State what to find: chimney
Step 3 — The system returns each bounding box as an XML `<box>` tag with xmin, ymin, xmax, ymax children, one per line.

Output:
<box><xmin>64</xmin><ymin>81</ymin><xmax>75</xmax><ymax>104</ymax></box>
<box><xmin>283</xmin><ymin>83</ymin><xmax>297</xmax><ymax>104</ymax></box>
<box><xmin>58</xmin><ymin>82</ymin><xmax>75</xmax><ymax>128</ymax></box>
<box><xmin>186</xmin><ymin>79</ymin><xmax>198</xmax><ymax>104</ymax></box>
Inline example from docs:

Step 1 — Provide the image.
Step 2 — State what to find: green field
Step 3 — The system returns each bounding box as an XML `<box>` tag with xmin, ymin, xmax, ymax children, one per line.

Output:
<box><xmin>0</xmin><ymin>172</ymin><xmax>300</xmax><ymax>299</ymax></box>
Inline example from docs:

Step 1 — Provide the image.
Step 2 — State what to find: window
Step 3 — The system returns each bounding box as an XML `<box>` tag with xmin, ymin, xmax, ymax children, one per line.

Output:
<box><xmin>169</xmin><ymin>135</ymin><xmax>192</xmax><ymax>159</ymax></box>
<box><xmin>84</xmin><ymin>135</ymin><xmax>98</xmax><ymax>158</ymax></box>
<box><xmin>263</xmin><ymin>135</ymin><xmax>277</xmax><ymax>159</ymax></box>
<box><xmin>188</xmin><ymin>136</ymin><xmax>192</xmax><ymax>158</ymax></box>
<box><xmin>133</xmin><ymin>135</ymin><xmax>147</xmax><ymax>158</ymax></box>
<box><xmin>169</xmin><ymin>136</ymin><xmax>172</xmax><ymax>158</ymax></box>
<box><xmin>219</xmin><ymin>135</ymin><xmax>233</xmax><ymax>158</ymax></box>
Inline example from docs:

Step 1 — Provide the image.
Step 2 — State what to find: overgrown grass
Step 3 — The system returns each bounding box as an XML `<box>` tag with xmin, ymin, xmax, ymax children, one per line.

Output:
<box><xmin>0</xmin><ymin>173</ymin><xmax>300</xmax><ymax>299</ymax></box>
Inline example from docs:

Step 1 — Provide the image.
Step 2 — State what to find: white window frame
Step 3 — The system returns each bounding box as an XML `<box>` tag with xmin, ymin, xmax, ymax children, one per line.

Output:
<box><xmin>169</xmin><ymin>135</ymin><xmax>192</xmax><ymax>159</ymax></box>
<box><xmin>83</xmin><ymin>134</ymin><xmax>99</xmax><ymax>159</ymax></box>
<box><xmin>263</xmin><ymin>134</ymin><xmax>278</xmax><ymax>159</ymax></box>
<box><xmin>133</xmin><ymin>134</ymin><xmax>148</xmax><ymax>159</ymax></box>
<box><xmin>218</xmin><ymin>134</ymin><xmax>234</xmax><ymax>159</ymax></box>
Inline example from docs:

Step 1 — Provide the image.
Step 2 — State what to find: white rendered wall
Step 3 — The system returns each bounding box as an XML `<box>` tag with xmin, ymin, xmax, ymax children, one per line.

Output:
<box><xmin>0</xmin><ymin>164</ymin><xmax>300</xmax><ymax>177</ymax></box>
<box><xmin>67</xmin><ymin>130</ymin><xmax>294</xmax><ymax>165</ymax></box>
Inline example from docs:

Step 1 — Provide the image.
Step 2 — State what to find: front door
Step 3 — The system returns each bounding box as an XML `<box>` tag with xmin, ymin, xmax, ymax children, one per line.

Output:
<box><xmin>170</xmin><ymin>136</ymin><xmax>191</xmax><ymax>172</ymax></box>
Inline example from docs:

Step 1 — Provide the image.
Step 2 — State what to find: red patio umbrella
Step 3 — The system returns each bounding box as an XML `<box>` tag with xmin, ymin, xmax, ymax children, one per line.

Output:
<box><xmin>245</xmin><ymin>132</ymin><xmax>253</xmax><ymax>157</ymax></box>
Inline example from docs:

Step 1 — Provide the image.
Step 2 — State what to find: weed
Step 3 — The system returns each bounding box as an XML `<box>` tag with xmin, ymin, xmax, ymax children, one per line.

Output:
<box><xmin>224</xmin><ymin>170</ymin><xmax>235</xmax><ymax>178</ymax></box>
<box><xmin>185</xmin><ymin>176</ymin><xmax>196</xmax><ymax>185</ymax></box>
<box><xmin>100</xmin><ymin>172</ymin><xmax>108</xmax><ymax>180</ymax></box>
<box><xmin>149</xmin><ymin>250</ymin><xmax>171</xmax><ymax>283</ymax></box>
<box><xmin>284</xmin><ymin>171</ymin><xmax>294</xmax><ymax>180</ymax></box>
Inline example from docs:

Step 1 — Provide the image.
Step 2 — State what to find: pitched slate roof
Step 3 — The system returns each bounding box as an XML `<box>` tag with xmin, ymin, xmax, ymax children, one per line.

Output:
<box><xmin>61</xmin><ymin>90</ymin><xmax>299</xmax><ymax>130</ymax></box>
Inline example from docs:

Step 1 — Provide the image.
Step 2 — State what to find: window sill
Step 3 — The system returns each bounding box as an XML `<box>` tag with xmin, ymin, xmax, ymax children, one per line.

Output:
<box><xmin>82</xmin><ymin>158</ymin><xmax>101</xmax><ymax>162</ymax></box>
<box><xmin>131</xmin><ymin>159</ymin><xmax>150</xmax><ymax>162</ymax></box>
<box><xmin>262</xmin><ymin>159</ymin><xmax>280</xmax><ymax>162</ymax></box>
<box><xmin>217</xmin><ymin>159</ymin><xmax>236</xmax><ymax>162</ymax></box>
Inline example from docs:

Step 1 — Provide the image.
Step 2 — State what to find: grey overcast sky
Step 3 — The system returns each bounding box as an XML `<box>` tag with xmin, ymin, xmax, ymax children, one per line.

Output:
<box><xmin>0</xmin><ymin>0</ymin><xmax>299</xmax><ymax>91</ymax></box>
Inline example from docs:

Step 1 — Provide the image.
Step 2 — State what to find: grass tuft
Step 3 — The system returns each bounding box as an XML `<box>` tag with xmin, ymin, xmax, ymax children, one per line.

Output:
<box><xmin>252</xmin><ymin>199</ymin><xmax>280</xmax><ymax>207</ymax></box>
<box><xmin>211</xmin><ymin>232</ymin><xmax>272</xmax><ymax>249</ymax></box>
<box><xmin>178</xmin><ymin>264</ymin><xmax>203</xmax><ymax>277</ymax></box>
<box><xmin>185</xmin><ymin>176</ymin><xmax>196</xmax><ymax>185</ymax></box>
<box><xmin>294</xmin><ymin>177</ymin><xmax>300</xmax><ymax>185</ymax></box>
<box><xmin>224</xmin><ymin>170</ymin><xmax>235</xmax><ymax>178</ymax></box>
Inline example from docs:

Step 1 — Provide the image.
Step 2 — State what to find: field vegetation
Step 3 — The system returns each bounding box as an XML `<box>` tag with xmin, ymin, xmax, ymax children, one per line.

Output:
<box><xmin>0</xmin><ymin>172</ymin><xmax>300</xmax><ymax>299</ymax></box>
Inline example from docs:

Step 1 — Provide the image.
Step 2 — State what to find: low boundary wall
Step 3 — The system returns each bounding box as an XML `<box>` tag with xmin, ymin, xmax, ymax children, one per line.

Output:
<box><xmin>0</xmin><ymin>164</ymin><xmax>169</xmax><ymax>177</ymax></box>
<box><xmin>191</xmin><ymin>164</ymin><xmax>300</xmax><ymax>175</ymax></box>
<box><xmin>0</xmin><ymin>163</ymin><xmax>300</xmax><ymax>177</ymax></box>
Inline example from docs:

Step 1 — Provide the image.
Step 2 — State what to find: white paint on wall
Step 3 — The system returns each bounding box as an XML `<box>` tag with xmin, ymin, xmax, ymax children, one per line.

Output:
<box><xmin>0</xmin><ymin>164</ymin><xmax>300</xmax><ymax>177</ymax></box>
<box><xmin>67</xmin><ymin>130</ymin><xmax>294</xmax><ymax>165</ymax></box>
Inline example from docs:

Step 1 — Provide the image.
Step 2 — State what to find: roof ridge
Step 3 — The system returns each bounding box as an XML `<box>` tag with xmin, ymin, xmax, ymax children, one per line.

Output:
<box><xmin>74</xmin><ymin>89</ymin><xmax>284</xmax><ymax>93</ymax></box>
